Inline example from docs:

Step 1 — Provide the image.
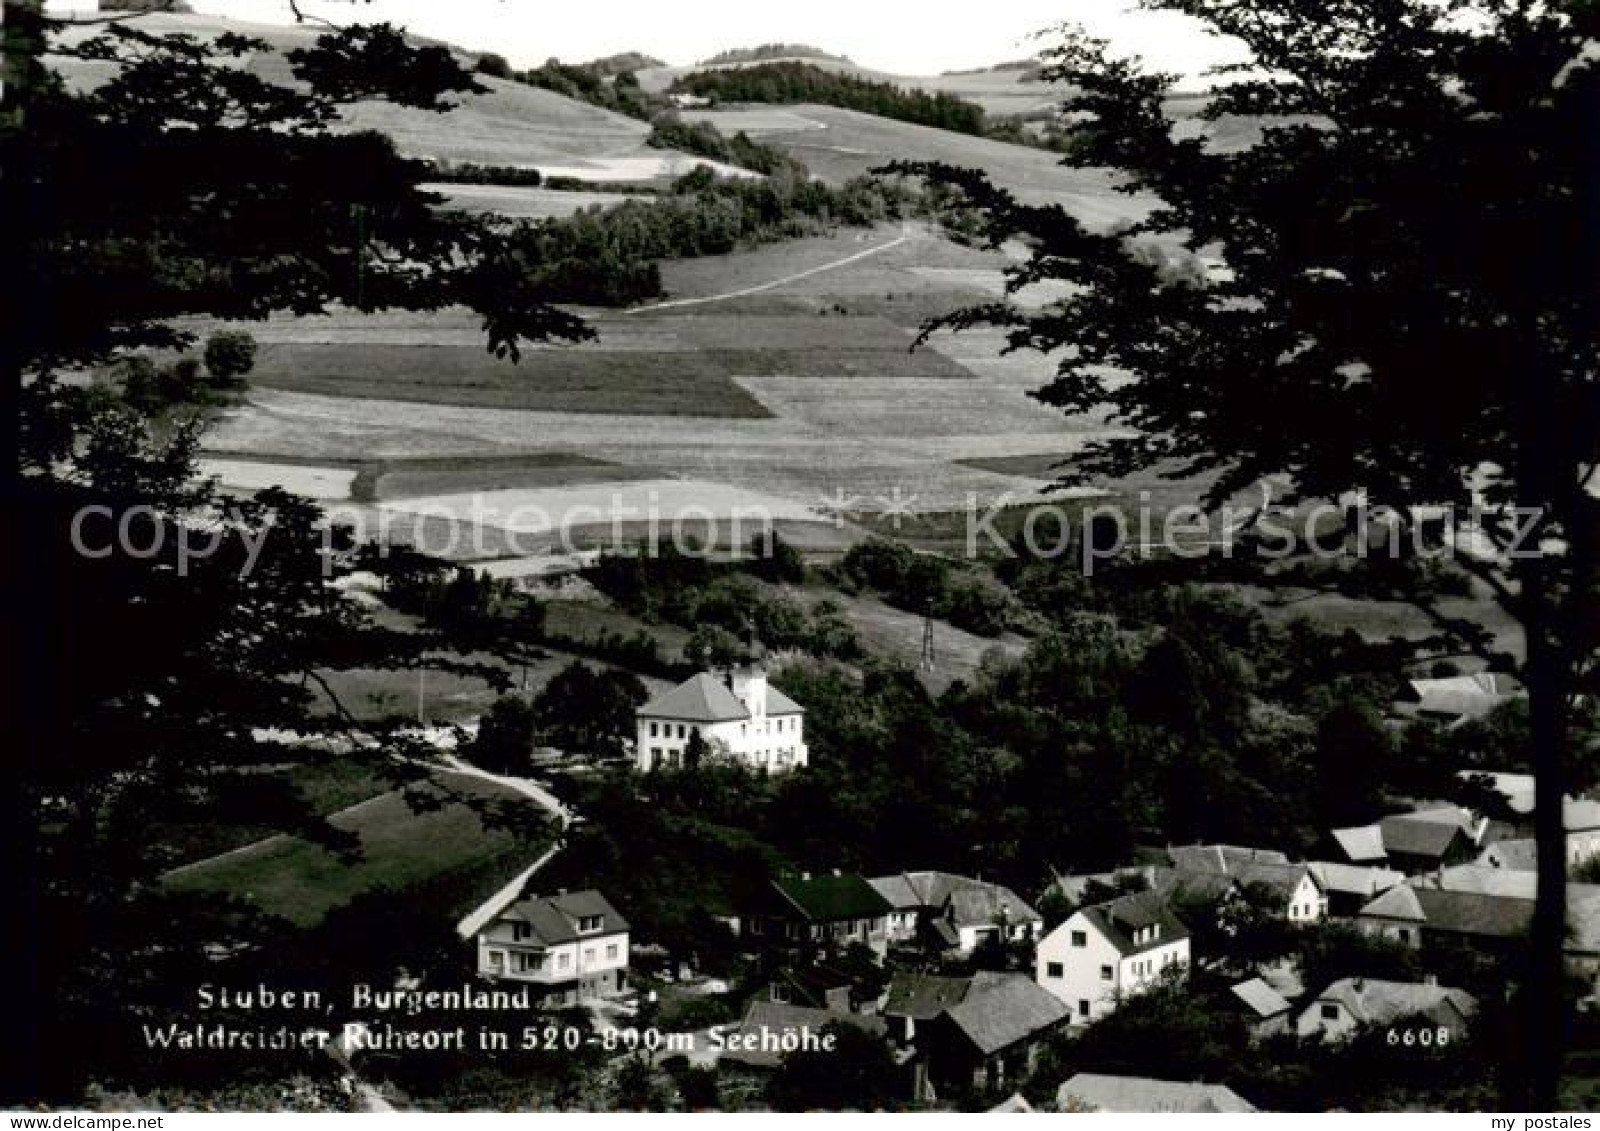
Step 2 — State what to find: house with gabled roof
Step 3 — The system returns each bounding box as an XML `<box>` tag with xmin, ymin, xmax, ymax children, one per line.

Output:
<box><xmin>919</xmin><ymin>971</ymin><xmax>1070</xmax><ymax>1095</ymax></box>
<box><xmin>1359</xmin><ymin>879</ymin><xmax>1600</xmax><ymax>982</ymax></box>
<box><xmin>475</xmin><ymin>889</ymin><xmax>630</xmax><ymax>1007</ymax></box>
<box><xmin>1035</xmin><ymin>890</ymin><xmax>1191</xmax><ymax>1025</ymax></box>
<box><xmin>867</xmin><ymin>871</ymin><xmax>1042</xmax><ymax>954</ymax></box>
<box><xmin>1228</xmin><ymin>976</ymin><xmax>1295</xmax><ymax>1038</ymax></box>
<box><xmin>1400</xmin><ymin>672</ymin><xmax>1525</xmax><ymax>726</ymax></box>
<box><xmin>1307</xmin><ymin>861</ymin><xmax>1407</xmax><ymax>917</ymax></box>
<box><xmin>1057</xmin><ymin>1073</ymin><xmax>1257</xmax><ymax>1113</ymax></box>
<box><xmin>746</xmin><ymin>872</ymin><xmax>893</xmax><ymax>956</ymax></box>
<box><xmin>1296</xmin><ymin>977</ymin><xmax>1477</xmax><ymax>1042</ymax></box>
<box><xmin>882</xmin><ymin>972</ymin><xmax>973</xmax><ymax>1045</ymax></box>
<box><xmin>634</xmin><ymin>664</ymin><xmax>807</xmax><ymax>774</ymax></box>
<box><xmin>1164</xmin><ymin>844</ymin><xmax>1327</xmax><ymax>924</ymax></box>
<box><xmin>1332</xmin><ymin>808</ymin><xmax>1483</xmax><ymax>874</ymax></box>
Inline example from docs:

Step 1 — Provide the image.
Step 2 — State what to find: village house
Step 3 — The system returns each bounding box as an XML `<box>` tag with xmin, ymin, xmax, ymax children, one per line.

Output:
<box><xmin>1035</xmin><ymin>890</ymin><xmax>1191</xmax><ymax>1024</ymax></box>
<box><xmin>1056</xmin><ymin>1073</ymin><xmax>1257</xmax><ymax>1114</ymax></box>
<box><xmin>1355</xmin><ymin>880</ymin><xmax>1600</xmax><ymax>991</ymax></box>
<box><xmin>1166</xmin><ymin>845</ymin><xmax>1328</xmax><ymax>924</ymax></box>
<box><xmin>916</xmin><ymin>972</ymin><xmax>1070</xmax><ymax>1097</ymax></box>
<box><xmin>634</xmin><ymin>665</ymin><xmax>807</xmax><ymax>774</ymax></box>
<box><xmin>867</xmin><ymin>871</ymin><xmax>1043</xmax><ymax>954</ymax></box>
<box><xmin>882</xmin><ymin>972</ymin><xmax>974</xmax><ymax>1046</ymax></box>
<box><xmin>1307</xmin><ymin>861</ymin><xmax>1407</xmax><ymax>918</ymax></box>
<box><xmin>1227</xmin><ymin>977</ymin><xmax>1296</xmax><ymax>1038</ymax></box>
<box><xmin>1295</xmin><ymin>977</ymin><xmax>1477</xmax><ymax>1043</ymax></box>
<box><xmin>1332</xmin><ymin>808</ymin><xmax>1484</xmax><ymax>874</ymax></box>
<box><xmin>1398</xmin><ymin>672</ymin><xmax>1525</xmax><ymax>727</ymax></box>
<box><xmin>475</xmin><ymin>889</ymin><xmax>630</xmax><ymax>1007</ymax></box>
<box><xmin>745</xmin><ymin>873</ymin><xmax>893</xmax><ymax>956</ymax></box>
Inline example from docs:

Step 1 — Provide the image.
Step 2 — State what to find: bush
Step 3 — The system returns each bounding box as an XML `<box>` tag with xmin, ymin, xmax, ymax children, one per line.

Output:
<box><xmin>203</xmin><ymin>330</ymin><xmax>258</xmax><ymax>388</ymax></box>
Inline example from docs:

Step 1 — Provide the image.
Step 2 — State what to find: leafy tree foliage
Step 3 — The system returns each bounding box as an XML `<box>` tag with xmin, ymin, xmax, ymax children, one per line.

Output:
<box><xmin>471</xmin><ymin>695</ymin><xmax>541</xmax><ymax>774</ymax></box>
<box><xmin>0</xmin><ymin>3</ymin><xmax>594</xmax><ymax>1103</ymax></box>
<box><xmin>766</xmin><ymin>1021</ymin><xmax>902</xmax><ymax>1112</ymax></box>
<box><xmin>894</xmin><ymin>2</ymin><xmax>1600</xmax><ymax>1103</ymax></box>
<box><xmin>533</xmin><ymin>662</ymin><xmax>648</xmax><ymax>760</ymax></box>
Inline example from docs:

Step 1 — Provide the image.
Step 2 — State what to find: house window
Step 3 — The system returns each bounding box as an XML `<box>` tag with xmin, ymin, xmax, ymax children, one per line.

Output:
<box><xmin>650</xmin><ymin>722</ymin><xmax>659</xmax><ymax>737</ymax></box>
<box><xmin>513</xmin><ymin>923</ymin><xmax>531</xmax><ymax>942</ymax></box>
<box><xmin>488</xmin><ymin>950</ymin><xmax>505</xmax><ymax>968</ymax></box>
<box><xmin>579</xmin><ymin>915</ymin><xmax>604</xmax><ymax>934</ymax></box>
<box><xmin>558</xmin><ymin>953</ymin><xmax>571</xmax><ymax>969</ymax></box>
<box><xmin>584</xmin><ymin>947</ymin><xmax>596</xmax><ymax>962</ymax></box>
<box><xmin>1078</xmin><ymin>1000</ymin><xmax>1090</xmax><ymax>1018</ymax></box>
<box><xmin>1046</xmin><ymin>962</ymin><xmax>1064</xmax><ymax>979</ymax></box>
<box><xmin>1320</xmin><ymin>1004</ymin><xmax>1339</xmax><ymax>1021</ymax></box>
<box><xmin>606</xmin><ymin>944</ymin><xmax>619</xmax><ymax>959</ymax></box>
<box><xmin>1396</xmin><ymin>928</ymin><xmax>1412</xmax><ymax>944</ymax></box>
<box><xmin>1101</xmin><ymin>965</ymin><xmax>1113</xmax><ymax>981</ymax></box>
<box><xmin>1071</xmin><ymin>931</ymin><xmax>1087</xmax><ymax>948</ymax></box>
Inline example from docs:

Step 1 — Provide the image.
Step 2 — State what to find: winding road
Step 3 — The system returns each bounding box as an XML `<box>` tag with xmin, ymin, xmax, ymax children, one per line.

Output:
<box><xmin>442</xmin><ymin>752</ymin><xmax>577</xmax><ymax>940</ymax></box>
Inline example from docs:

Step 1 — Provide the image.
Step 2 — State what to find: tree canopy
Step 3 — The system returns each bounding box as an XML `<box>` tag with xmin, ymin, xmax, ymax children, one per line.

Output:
<box><xmin>893</xmin><ymin>0</ymin><xmax>1599</xmax><ymax>1105</ymax></box>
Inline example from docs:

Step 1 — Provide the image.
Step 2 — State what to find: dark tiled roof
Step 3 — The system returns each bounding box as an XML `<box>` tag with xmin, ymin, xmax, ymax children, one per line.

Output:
<box><xmin>771</xmin><ymin>873</ymin><xmax>892</xmax><ymax>922</ymax></box>
<box><xmin>1361</xmin><ymin>885</ymin><xmax>1532</xmax><ymax>938</ymax></box>
<box><xmin>940</xmin><ymin>972</ymin><xmax>1069</xmax><ymax>1056</ymax></box>
<box><xmin>1082</xmin><ymin>890</ymin><xmax>1190</xmax><ymax>957</ymax></box>
<box><xmin>637</xmin><ymin>673</ymin><xmax>750</xmax><ymax>722</ymax></box>
<box><xmin>883</xmin><ymin>973</ymin><xmax>971</xmax><ymax>1020</ymax></box>
<box><xmin>1379</xmin><ymin>816</ymin><xmax>1471</xmax><ymax>860</ymax></box>
<box><xmin>869</xmin><ymin>871</ymin><xmax>1042</xmax><ymax>926</ymax></box>
<box><xmin>502</xmin><ymin>889</ymin><xmax>628</xmax><ymax>945</ymax></box>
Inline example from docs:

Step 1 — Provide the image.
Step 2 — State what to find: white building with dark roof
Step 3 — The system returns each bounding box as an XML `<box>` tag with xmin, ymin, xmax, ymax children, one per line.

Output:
<box><xmin>634</xmin><ymin>665</ymin><xmax>807</xmax><ymax>773</ymax></box>
<box><xmin>1035</xmin><ymin>890</ymin><xmax>1191</xmax><ymax>1025</ymax></box>
<box><xmin>867</xmin><ymin>871</ymin><xmax>1043</xmax><ymax>953</ymax></box>
<box><xmin>475</xmin><ymin>889</ymin><xmax>630</xmax><ymax>1007</ymax></box>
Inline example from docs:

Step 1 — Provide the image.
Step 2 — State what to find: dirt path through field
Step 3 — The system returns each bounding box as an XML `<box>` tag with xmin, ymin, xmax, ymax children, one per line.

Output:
<box><xmin>626</xmin><ymin>224</ymin><xmax>915</xmax><ymax>313</ymax></box>
<box><xmin>443</xmin><ymin>753</ymin><xmax>576</xmax><ymax>939</ymax></box>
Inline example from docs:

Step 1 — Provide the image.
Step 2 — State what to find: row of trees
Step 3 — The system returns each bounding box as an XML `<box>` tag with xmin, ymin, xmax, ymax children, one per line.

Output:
<box><xmin>502</xmin><ymin>164</ymin><xmax>924</xmax><ymax>306</ymax></box>
<box><xmin>646</xmin><ymin>114</ymin><xmax>809</xmax><ymax>178</ymax></box>
<box><xmin>833</xmin><ymin>538</ymin><xmax>1021</xmax><ymax>637</ymax></box>
<box><xmin>671</xmin><ymin>62</ymin><xmax>987</xmax><ymax>135</ymax></box>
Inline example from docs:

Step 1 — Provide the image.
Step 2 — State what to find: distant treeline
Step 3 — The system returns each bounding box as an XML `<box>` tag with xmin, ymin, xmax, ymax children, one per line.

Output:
<box><xmin>424</xmin><ymin>161</ymin><xmax>545</xmax><ymax>186</ymax></box>
<box><xmin>670</xmin><ymin>62</ymin><xmax>987</xmax><ymax>136</ymax></box>
<box><xmin>699</xmin><ymin>44</ymin><xmax>851</xmax><ymax>66</ymax></box>
<box><xmin>511</xmin><ymin>164</ymin><xmax>924</xmax><ymax>306</ymax></box>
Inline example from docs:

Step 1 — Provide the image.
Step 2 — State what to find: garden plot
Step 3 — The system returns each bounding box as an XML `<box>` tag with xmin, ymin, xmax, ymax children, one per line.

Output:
<box><xmin>245</xmin><ymin>341</ymin><xmax>772</xmax><ymax>418</ymax></box>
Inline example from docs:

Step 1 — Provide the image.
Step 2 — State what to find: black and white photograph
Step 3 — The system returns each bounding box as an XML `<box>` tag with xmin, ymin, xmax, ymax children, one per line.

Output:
<box><xmin>3</xmin><ymin>0</ymin><xmax>1598</xmax><ymax>1115</ymax></box>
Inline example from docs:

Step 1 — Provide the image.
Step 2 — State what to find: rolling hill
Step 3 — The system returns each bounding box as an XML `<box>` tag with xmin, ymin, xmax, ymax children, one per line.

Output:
<box><xmin>47</xmin><ymin>11</ymin><xmax>703</xmax><ymax>177</ymax></box>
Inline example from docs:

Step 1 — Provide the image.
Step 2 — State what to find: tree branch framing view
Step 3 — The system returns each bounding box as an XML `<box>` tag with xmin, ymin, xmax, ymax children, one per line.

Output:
<box><xmin>2</xmin><ymin>0</ymin><xmax>1596</xmax><ymax>1116</ymax></box>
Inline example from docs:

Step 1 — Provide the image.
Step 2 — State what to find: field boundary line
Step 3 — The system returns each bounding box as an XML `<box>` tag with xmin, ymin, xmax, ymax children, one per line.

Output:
<box><xmin>626</xmin><ymin>225</ymin><xmax>914</xmax><ymax>314</ymax></box>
